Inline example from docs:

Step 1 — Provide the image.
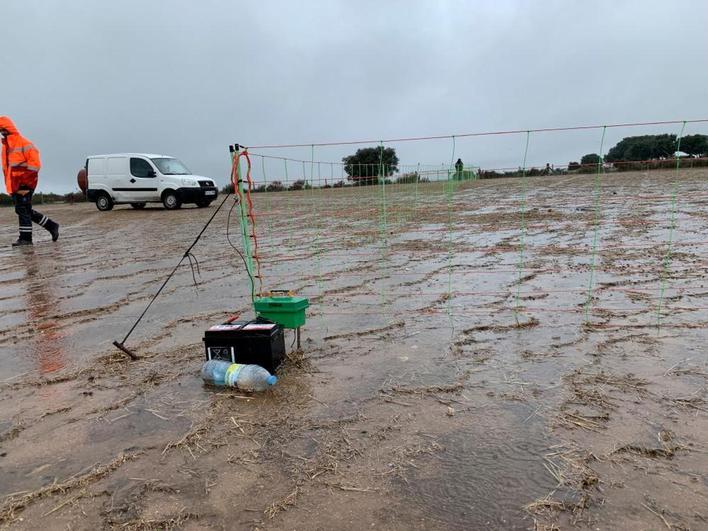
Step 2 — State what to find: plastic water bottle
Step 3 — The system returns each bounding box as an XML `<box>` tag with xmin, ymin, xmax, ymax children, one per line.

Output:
<box><xmin>201</xmin><ymin>360</ymin><xmax>277</xmax><ymax>392</ymax></box>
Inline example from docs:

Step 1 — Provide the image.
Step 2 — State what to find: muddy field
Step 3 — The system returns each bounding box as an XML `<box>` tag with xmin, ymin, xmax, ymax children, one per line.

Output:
<box><xmin>0</xmin><ymin>170</ymin><xmax>707</xmax><ymax>530</ymax></box>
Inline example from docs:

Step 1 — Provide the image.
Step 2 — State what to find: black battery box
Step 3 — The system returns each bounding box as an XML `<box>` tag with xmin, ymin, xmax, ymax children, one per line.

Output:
<box><xmin>203</xmin><ymin>318</ymin><xmax>285</xmax><ymax>373</ymax></box>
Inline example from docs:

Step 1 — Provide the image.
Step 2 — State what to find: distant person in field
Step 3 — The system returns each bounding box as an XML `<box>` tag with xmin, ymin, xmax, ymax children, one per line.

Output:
<box><xmin>455</xmin><ymin>158</ymin><xmax>463</xmax><ymax>179</ymax></box>
<box><xmin>0</xmin><ymin>116</ymin><xmax>59</xmax><ymax>247</ymax></box>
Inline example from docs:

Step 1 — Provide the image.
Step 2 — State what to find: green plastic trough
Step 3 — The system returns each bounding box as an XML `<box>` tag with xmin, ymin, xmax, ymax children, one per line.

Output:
<box><xmin>254</xmin><ymin>296</ymin><xmax>309</xmax><ymax>329</ymax></box>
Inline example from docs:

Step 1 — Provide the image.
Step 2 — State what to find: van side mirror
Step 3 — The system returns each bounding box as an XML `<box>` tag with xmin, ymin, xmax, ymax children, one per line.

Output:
<box><xmin>147</xmin><ymin>170</ymin><xmax>156</xmax><ymax>177</ymax></box>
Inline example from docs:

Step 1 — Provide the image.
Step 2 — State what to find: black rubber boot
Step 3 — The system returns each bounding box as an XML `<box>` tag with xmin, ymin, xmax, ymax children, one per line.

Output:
<box><xmin>32</xmin><ymin>213</ymin><xmax>59</xmax><ymax>242</ymax></box>
<box><xmin>12</xmin><ymin>239</ymin><xmax>33</xmax><ymax>247</ymax></box>
<box><xmin>47</xmin><ymin>220</ymin><xmax>59</xmax><ymax>242</ymax></box>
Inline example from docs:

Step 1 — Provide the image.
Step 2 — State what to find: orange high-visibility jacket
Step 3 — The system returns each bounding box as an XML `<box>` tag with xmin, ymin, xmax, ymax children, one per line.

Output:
<box><xmin>0</xmin><ymin>116</ymin><xmax>41</xmax><ymax>194</ymax></box>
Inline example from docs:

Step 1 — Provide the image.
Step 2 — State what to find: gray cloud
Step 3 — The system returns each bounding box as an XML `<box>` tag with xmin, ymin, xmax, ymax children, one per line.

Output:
<box><xmin>2</xmin><ymin>0</ymin><xmax>707</xmax><ymax>192</ymax></box>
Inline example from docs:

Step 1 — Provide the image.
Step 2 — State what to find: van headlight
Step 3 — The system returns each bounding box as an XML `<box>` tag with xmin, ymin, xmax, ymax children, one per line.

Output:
<box><xmin>182</xmin><ymin>178</ymin><xmax>197</xmax><ymax>186</ymax></box>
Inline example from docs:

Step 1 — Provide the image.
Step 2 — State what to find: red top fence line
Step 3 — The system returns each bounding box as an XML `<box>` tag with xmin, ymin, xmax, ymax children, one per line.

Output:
<box><xmin>244</xmin><ymin>118</ymin><xmax>708</xmax><ymax>150</ymax></box>
<box><xmin>248</xmin><ymin>153</ymin><xmax>708</xmax><ymax>169</ymax></box>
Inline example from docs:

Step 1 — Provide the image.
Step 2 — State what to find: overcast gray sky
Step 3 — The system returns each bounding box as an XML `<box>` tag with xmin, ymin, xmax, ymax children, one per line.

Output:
<box><xmin>2</xmin><ymin>0</ymin><xmax>707</xmax><ymax>192</ymax></box>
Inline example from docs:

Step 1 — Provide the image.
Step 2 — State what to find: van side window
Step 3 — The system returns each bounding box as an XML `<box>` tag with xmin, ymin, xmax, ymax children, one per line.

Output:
<box><xmin>130</xmin><ymin>158</ymin><xmax>154</xmax><ymax>178</ymax></box>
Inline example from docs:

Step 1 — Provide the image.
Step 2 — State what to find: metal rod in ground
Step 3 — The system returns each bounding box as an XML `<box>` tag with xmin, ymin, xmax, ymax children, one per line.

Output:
<box><xmin>112</xmin><ymin>341</ymin><xmax>139</xmax><ymax>360</ymax></box>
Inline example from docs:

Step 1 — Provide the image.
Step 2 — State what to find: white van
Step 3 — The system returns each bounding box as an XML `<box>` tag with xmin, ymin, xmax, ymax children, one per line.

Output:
<box><xmin>81</xmin><ymin>153</ymin><xmax>218</xmax><ymax>211</ymax></box>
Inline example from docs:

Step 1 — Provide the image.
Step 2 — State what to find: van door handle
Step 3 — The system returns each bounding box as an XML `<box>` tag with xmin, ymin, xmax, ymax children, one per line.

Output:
<box><xmin>130</xmin><ymin>178</ymin><xmax>136</xmax><ymax>183</ymax></box>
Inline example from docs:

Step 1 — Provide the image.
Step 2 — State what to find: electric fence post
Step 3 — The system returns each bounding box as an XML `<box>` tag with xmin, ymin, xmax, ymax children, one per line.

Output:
<box><xmin>260</xmin><ymin>155</ymin><xmax>273</xmax><ymax>234</ymax></box>
<box><xmin>446</xmin><ymin>137</ymin><xmax>457</xmax><ymax>326</ymax></box>
<box><xmin>583</xmin><ymin>126</ymin><xmax>607</xmax><ymax>324</ymax></box>
<box><xmin>310</xmin><ymin>145</ymin><xmax>324</xmax><ymax>296</ymax></box>
<box><xmin>284</xmin><ymin>159</ymin><xmax>292</xmax><ymax>246</ymax></box>
<box><xmin>414</xmin><ymin>162</ymin><xmax>421</xmax><ymax>222</ymax></box>
<box><xmin>378</xmin><ymin>143</ymin><xmax>388</xmax><ymax>307</ymax></box>
<box><xmin>657</xmin><ymin>121</ymin><xmax>687</xmax><ymax>329</ymax></box>
<box><xmin>513</xmin><ymin>131</ymin><xmax>531</xmax><ymax>325</ymax></box>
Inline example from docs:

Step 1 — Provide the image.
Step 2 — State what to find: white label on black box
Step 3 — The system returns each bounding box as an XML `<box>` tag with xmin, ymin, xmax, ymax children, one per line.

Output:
<box><xmin>208</xmin><ymin>346</ymin><xmax>232</xmax><ymax>361</ymax></box>
<box><xmin>209</xmin><ymin>323</ymin><xmax>277</xmax><ymax>332</ymax></box>
<box><xmin>243</xmin><ymin>324</ymin><xmax>277</xmax><ymax>331</ymax></box>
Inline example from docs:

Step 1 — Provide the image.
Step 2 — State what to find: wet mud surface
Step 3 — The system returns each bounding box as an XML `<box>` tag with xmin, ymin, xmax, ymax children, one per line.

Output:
<box><xmin>0</xmin><ymin>170</ymin><xmax>707</xmax><ymax>530</ymax></box>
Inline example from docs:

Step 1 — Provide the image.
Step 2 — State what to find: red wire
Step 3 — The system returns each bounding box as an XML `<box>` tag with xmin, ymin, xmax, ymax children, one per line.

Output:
<box><xmin>248</xmin><ymin>153</ymin><xmax>708</xmax><ymax>171</ymax></box>
<box><xmin>241</xmin><ymin>151</ymin><xmax>264</xmax><ymax>295</ymax></box>
<box><xmin>231</xmin><ymin>151</ymin><xmax>264</xmax><ymax>295</ymax></box>
<box><xmin>231</xmin><ymin>150</ymin><xmax>263</xmax><ymax>295</ymax></box>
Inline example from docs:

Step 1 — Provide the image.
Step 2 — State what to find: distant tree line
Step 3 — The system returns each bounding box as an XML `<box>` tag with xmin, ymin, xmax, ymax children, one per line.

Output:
<box><xmin>568</xmin><ymin>133</ymin><xmax>708</xmax><ymax>173</ymax></box>
<box><xmin>606</xmin><ymin>134</ymin><xmax>707</xmax><ymax>161</ymax></box>
<box><xmin>0</xmin><ymin>191</ymin><xmax>86</xmax><ymax>206</ymax></box>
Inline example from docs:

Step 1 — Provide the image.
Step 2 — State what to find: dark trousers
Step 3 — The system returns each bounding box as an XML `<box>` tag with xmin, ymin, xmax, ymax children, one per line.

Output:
<box><xmin>12</xmin><ymin>190</ymin><xmax>57</xmax><ymax>241</ymax></box>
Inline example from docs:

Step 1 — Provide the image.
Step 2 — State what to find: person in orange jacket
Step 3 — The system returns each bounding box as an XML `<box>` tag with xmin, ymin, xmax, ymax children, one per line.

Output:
<box><xmin>0</xmin><ymin>116</ymin><xmax>59</xmax><ymax>246</ymax></box>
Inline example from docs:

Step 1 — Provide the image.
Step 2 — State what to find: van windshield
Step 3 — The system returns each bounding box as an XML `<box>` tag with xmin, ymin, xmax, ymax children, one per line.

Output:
<box><xmin>151</xmin><ymin>157</ymin><xmax>191</xmax><ymax>175</ymax></box>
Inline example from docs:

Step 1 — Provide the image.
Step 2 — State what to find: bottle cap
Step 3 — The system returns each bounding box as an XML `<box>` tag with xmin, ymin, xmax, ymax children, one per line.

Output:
<box><xmin>267</xmin><ymin>375</ymin><xmax>277</xmax><ymax>386</ymax></box>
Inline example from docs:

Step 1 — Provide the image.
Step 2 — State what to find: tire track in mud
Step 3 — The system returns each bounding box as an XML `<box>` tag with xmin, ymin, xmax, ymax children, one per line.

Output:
<box><xmin>451</xmin><ymin>318</ymin><xmax>541</xmax><ymax>354</ymax></box>
<box><xmin>323</xmin><ymin>321</ymin><xmax>405</xmax><ymax>341</ymax></box>
<box><xmin>0</xmin><ymin>406</ymin><xmax>73</xmax><ymax>446</ymax></box>
<box><xmin>396</xmin><ymin>263</ymin><xmax>469</xmax><ymax>288</ymax></box>
<box><xmin>308</xmin><ymin>274</ymin><xmax>392</xmax><ymax>302</ymax></box>
<box><xmin>0</xmin><ymin>452</ymin><xmax>140</xmax><ymax>525</ymax></box>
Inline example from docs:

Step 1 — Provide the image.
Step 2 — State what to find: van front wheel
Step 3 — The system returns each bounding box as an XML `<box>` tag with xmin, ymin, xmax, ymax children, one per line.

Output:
<box><xmin>96</xmin><ymin>193</ymin><xmax>114</xmax><ymax>211</ymax></box>
<box><xmin>162</xmin><ymin>191</ymin><xmax>182</xmax><ymax>210</ymax></box>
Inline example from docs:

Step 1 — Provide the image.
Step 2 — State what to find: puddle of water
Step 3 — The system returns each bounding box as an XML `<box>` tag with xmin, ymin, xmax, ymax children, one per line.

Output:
<box><xmin>399</xmin><ymin>404</ymin><xmax>555</xmax><ymax>530</ymax></box>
